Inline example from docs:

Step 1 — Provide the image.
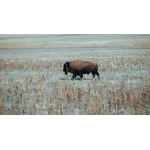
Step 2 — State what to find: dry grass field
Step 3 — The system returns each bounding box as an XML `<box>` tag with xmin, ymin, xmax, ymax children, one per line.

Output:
<box><xmin>0</xmin><ymin>34</ymin><xmax>150</xmax><ymax>115</ymax></box>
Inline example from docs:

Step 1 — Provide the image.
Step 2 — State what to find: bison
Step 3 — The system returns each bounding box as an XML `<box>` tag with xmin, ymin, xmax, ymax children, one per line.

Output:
<box><xmin>63</xmin><ymin>60</ymin><xmax>100</xmax><ymax>80</ymax></box>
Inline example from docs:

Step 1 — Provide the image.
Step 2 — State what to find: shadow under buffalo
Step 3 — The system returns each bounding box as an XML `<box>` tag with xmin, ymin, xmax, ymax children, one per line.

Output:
<box><xmin>59</xmin><ymin>77</ymin><xmax>92</xmax><ymax>81</ymax></box>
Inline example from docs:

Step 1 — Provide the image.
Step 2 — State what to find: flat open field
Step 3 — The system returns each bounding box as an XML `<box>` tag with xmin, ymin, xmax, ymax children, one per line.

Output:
<box><xmin>0</xmin><ymin>34</ymin><xmax>150</xmax><ymax>115</ymax></box>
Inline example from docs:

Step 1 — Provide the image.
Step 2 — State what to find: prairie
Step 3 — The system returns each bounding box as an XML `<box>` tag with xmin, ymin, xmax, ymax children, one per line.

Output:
<box><xmin>0</xmin><ymin>34</ymin><xmax>150</xmax><ymax>115</ymax></box>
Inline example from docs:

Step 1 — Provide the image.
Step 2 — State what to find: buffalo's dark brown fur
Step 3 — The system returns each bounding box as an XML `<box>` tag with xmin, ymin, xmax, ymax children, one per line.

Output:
<box><xmin>63</xmin><ymin>60</ymin><xmax>100</xmax><ymax>80</ymax></box>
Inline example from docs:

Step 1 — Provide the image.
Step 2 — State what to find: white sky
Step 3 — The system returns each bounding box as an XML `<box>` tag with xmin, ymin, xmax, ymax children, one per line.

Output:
<box><xmin>0</xmin><ymin>0</ymin><xmax>150</xmax><ymax>34</ymax></box>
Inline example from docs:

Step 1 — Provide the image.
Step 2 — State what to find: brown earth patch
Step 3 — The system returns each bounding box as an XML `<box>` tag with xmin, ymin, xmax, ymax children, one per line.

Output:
<box><xmin>108</xmin><ymin>41</ymin><xmax>150</xmax><ymax>46</ymax></box>
<box><xmin>0</xmin><ymin>42</ymin><xmax>84</xmax><ymax>48</ymax></box>
<box><xmin>1</xmin><ymin>40</ymin><xmax>150</xmax><ymax>48</ymax></box>
<box><xmin>0</xmin><ymin>42</ymin><xmax>62</xmax><ymax>48</ymax></box>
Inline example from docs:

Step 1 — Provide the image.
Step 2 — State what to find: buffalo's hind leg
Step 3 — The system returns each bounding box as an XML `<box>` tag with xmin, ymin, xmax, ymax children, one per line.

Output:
<box><xmin>92</xmin><ymin>73</ymin><xmax>95</xmax><ymax>79</ymax></box>
<box><xmin>96</xmin><ymin>71</ymin><xmax>100</xmax><ymax>80</ymax></box>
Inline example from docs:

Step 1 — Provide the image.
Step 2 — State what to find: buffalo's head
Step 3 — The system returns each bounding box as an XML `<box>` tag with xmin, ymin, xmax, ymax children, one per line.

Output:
<box><xmin>63</xmin><ymin>61</ymin><xmax>70</xmax><ymax>75</ymax></box>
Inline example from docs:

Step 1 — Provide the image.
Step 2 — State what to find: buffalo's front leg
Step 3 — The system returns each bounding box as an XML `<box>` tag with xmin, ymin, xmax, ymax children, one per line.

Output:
<box><xmin>71</xmin><ymin>74</ymin><xmax>76</xmax><ymax>80</ymax></box>
<box><xmin>80</xmin><ymin>73</ymin><xmax>83</xmax><ymax>81</ymax></box>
